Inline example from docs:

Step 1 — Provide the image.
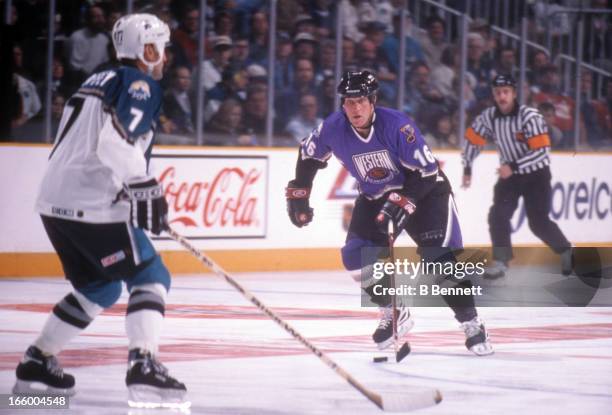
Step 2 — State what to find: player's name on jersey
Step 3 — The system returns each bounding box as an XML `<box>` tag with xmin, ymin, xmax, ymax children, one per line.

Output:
<box><xmin>372</xmin><ymin>284</ymin><xmax>484</xmax><ymax>297</ymax></box>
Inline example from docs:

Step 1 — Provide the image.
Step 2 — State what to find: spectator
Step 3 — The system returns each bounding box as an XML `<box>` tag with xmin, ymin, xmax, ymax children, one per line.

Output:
<box><xmin>405</xmin><ymin>61</ymin><xmax>447</xmax><ymax>131</ymax></box>
<box><xmin>431</xmin><ymin>46</ymin><xmax>458</xmax><ymax>100</ymax></box>
<box><xmin>380</xmin><ymin>11</ymin><xmax>424</xmax><ymax>75</ymax></box>
<box><xmin>196</xmin><ymin>35</ymin><xmax>233</xmax><ymax>92</ymax></box>
<box><xmin>267</xmin><ymin>33</ymin><xmax>294</xmax><ymax>92</ymax></box>
<box><xmin>360</xmin><ymin>20</ymin><xmax>387</xmax><ymax>51</ymax></box>
<box><xmin>342</xmin><ymin>37</ymin><xmax>358</xmax><ymax>71</ymax></box>
<box><xmin>494</xmin><ymin>46</ymin><xmax>519</xmax><ymax>79</ymax></box>
<box><xmin>43</xmin><ymin>56</ymin><xmax>72</xmax><ymax>99</ymax></box>
<box><xmin>276</xmin><ymin>0</ymin><xmax>302</xmax><ymax>34</ymax></box>
<box><xmin>579</xmin><ymin>69</ymin><xmax>612</xmax><ymax>147</ymax></box>
<box><xmin>470</xmin><ymin>18</ymin><xmax>497</xmax><ymax>63</ymax></box>
<box><xmin>467</xmin><ymin>32</ymin><xmax>495</xmax><ymax>100</ymax></box>
<box><xmin>538</xmin><ymin>102</ymin><xmax>564</xmax><ymax>148</ymax></box>
<box><xmin>249</xmin><ymin>10</ymin><xmax>269</xmax><ymax>64</ymax></box>
<box><xmin>231</xmin><ymin>36</ymin><xmax>252</xmax><ymax>70</ymax></box>
<box><xmin>50</xmin><ymin>93</ymin><xmax>65</xmax><ymax>136</ymax></box>
<box><xmin>12</xmin><ymin>72</ymin><xmax>41</xmax><ymax>129</ymax></box>
<box><xmin>276</xmin><ymin>57</ymin><xmax>317</xmax><ymax>128</ymax></box>
<box><xmin>243</xmin><ymin>84</ymin><xmax>268</xmax><ymax>136</ymax></box>
<box><xmin>317</xmin><ymin>73</ymin><xmax>337</xmax><ymax>117</ymax></box>
<box><xmin>294</xmin><ymin>14</ymin><xmax>317</xmax><ymax>36</ymax></box>
<box><xmin>206</xmin><ymin>98</ymin><xmax>254</xmax><ymax>145</ymax></box>
<box><xmin>312</xmin><ymin>0</ymin><xmax>334</xmax><ymax>32</ymax></box>
<box><xmin>338</xmin><ymin>0</ymin><xmax>365</xmax><ymax>43</ymax></box>
<box><xmin>285</xmin><ymin>93</ymin><xmax>323</xmax><ymax>143</ymax></box>
<box><xmin>424</xmin><ymin>109</ymin><xmax>458</xmax><ymax>149</ymax></box>
<box><xmin>171</xmin><ymin>6</ymin><xmax>200</xmax><ymax>68</ymax></box>
<box><xmin>66</xmin><ymin>5</ymin><xmax>109</xmax><ymax>84</ymax></box>
<box><xmin>213</xmin><ymin>10</ymin><xmax>235</xmax><ymax>37</ymax></box>
<box><xmin>162</xmin><ymin>66</ymin><xmax>195</xmax><ymax>135</ymax></box>
<box><xmin>357</xmin><ymin>38</ymin><xmax>396</xmax><ymax>104</ymax></box>
<box><xmin>316</xmin><ymin>39</ymin><xmax>336</xmax><ymax>83</ymax></box>
<box><xmin>532</xmin><ymin>64</ymin><xmax>577</xmax><ymax>145</ymax></box>
<box><xmin>205</xmin><ymin>67</ymin><xmax>249</xmax><ymax>121</ymax></box>
<box><xmin>293</xmin><ymin>32</ymin><xmax>318</xmax><ymax>61</ymax></box>
<box><xmin>528</xmin><ymin>50</ymin><xmax>551</xmax><ymax>88</ymax></box>
<box><xmin>417</xmin><ymin>15</ymin><xmax>449</xmax><ymax>69</ymax></box>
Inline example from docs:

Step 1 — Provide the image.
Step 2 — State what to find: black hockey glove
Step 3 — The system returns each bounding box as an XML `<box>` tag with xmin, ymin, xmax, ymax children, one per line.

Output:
<box><xmin>125</xmin><ymin>178</ymin><xmax>168</xmax><ymax>235</ymax></box>
<box><xmin>376</xmin><ymin>192</ymin><xmax>416</xmax><ymax>234</ymax></box>
<box><xmin>286</xmin><ymin>180</ymin><xmax>314</xmax><ymax>228</ymax></box>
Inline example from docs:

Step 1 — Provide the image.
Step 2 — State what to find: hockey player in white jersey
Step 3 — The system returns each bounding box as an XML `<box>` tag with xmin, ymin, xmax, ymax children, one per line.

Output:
<box><xmin>13</xmin><ymin>14</ymin><xmax>189</xmax><ymax>409</ymax></box>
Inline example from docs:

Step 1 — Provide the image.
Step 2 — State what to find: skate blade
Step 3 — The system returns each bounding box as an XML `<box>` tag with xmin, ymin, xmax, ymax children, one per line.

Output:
<box><xmin>469</xmin><ymin>341</ymin><xmax>495</xmax><ymax>356</ymax></box>
<box><xmin>376</xmin><ymin>317</ymin><xmax>415</xmax><ymax>351</ymax></box>
<box><xmin>13</xmin><ymin>379</ymin><xmax>76</xmax><ymax>396</ymax></box>
<box><xmin>128</xmin><ymin>384</ymin><xmax>191</xmax><ymax>410</ymax></box>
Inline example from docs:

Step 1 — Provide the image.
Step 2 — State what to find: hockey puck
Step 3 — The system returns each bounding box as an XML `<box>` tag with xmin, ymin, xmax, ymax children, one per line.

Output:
<box><xmin>373</xmin><ymin>356</ymin><xmax>388</xmax><ymax>363</ymax></box>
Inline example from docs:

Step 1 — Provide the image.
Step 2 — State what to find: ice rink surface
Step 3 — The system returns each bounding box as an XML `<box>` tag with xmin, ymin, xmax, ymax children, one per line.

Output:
<box><xmin>0</xmin><ymin>270</ymin><xmax>611</xmax><ymax>415</ymax></box>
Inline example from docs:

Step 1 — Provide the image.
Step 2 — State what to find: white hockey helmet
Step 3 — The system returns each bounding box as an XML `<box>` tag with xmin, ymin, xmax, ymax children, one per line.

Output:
<box><xmin>112</xmin><ymin>13</ymin><xmax>170</xmax><ymax>70</ymax></box>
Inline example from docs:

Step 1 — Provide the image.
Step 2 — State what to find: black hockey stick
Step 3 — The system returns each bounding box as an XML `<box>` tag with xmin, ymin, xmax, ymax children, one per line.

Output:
<box><xmin>166</xmin><ymin>227</ymin><xmax>441</xmax><ymax>412</ymax></box>
<box><xmin>388</xmin><ymin>223</ymin><xmax>411</xmax><ymax>363</ymax></box>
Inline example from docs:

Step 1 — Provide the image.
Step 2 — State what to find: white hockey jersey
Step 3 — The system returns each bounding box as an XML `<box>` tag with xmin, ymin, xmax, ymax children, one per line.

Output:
<box><xmin>36</xmin><ymin>66</ymin><xmax>162</xmax><ymax>223</ymax></box>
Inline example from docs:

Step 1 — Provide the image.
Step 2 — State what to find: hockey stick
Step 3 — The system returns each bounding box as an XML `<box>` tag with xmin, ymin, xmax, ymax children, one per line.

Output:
<box><xmin>388</xmin><ymin>223</ymin><xmax>411</xmax><ymax>363</ymax></box>
<box><xmin>166</xmin><ymin>227</ymin><xmax>442</xmax><ymax>412</ymax></box>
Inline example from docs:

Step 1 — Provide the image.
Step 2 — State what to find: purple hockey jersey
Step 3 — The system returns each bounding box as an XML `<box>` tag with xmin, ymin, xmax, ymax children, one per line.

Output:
<box><xmin>300</xmin><ymin>107</ymin><xmax>439</xmax><ymax>200</ymax></box>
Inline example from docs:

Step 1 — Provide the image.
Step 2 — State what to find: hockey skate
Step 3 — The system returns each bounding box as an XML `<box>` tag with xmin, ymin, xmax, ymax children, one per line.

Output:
<box><xmin>126</xmin><ymin>348</ymin><xmax>189</xmax><ymax>409</ymax></box>
<box><xmin>13</xmin><ymin>346</ymin><xmax>75</xmax><ymax>395</ymax></box>
<box><xmin>461</xmin><ymin>317</ymin><xmax>494</xmax><ymax>356</ymax></box>
<box><xmin>372</xmin><ymin>305</ymin><xmax>414</xmax><ymax>350</ymax></box>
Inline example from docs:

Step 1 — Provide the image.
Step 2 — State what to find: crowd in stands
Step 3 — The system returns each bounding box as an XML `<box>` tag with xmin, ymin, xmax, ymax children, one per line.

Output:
<box><xmin>1</xmin><ymin>0</ymin><xmax>611</xmax><ymax>148</ymax></box>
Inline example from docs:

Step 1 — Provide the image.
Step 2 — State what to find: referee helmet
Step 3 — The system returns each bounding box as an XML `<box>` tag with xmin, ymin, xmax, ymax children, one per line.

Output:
<box><xmin>491</xmin><ymin>74</ymin><xmax>516</xmax><ymax>89</ymax></box>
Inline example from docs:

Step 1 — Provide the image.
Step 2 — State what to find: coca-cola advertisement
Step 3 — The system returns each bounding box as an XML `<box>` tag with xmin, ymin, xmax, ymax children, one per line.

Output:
<box><xmin>151</xmin><ymin>154</ymin><xmax>268</xmax><ymax>239</ymax></box>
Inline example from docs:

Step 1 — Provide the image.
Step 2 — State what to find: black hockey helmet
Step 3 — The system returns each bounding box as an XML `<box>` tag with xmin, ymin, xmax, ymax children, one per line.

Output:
<box><xmin>491</xmin><ymin>74</ymin><xmax>516</xmax><ymax>89</ymax></box>
<box><xmin>337</xmin><ymin>70</ymin><xmax>379</xmax><ymax>101</ymax></box>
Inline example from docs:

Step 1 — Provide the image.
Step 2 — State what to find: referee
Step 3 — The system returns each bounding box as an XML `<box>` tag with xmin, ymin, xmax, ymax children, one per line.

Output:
<box><xmin>461</xmin><ymin>74</ymin><xmax>572</xmax><ymax>278</ymax></box>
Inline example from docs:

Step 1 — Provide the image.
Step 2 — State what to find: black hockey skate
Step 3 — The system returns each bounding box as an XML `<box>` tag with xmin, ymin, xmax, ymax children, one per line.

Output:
<box><xmin>126</xmin><ymin>348</ymin><xmax>189</xmax><ymax>409</ymax></box>
<box><xmin>372</xmin><ymin>305</ymin><xmax>414</xmax><ymax>350</ymax></box>
<box><xmin>461</xmin><ymin>317</ymin><xmax>494</xmax><ymax>356</ymax></box>
<box><xmin>13</xmin><ymin>346</ymin><xmax>75</xmax><ymax>395</ymax></box>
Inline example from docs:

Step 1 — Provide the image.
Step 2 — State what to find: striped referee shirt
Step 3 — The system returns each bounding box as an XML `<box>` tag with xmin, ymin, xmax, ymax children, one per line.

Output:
<box><xmin>462</xmin><ymin>104</ymin><xmax>551</xmax><ymax>175</ymax></box>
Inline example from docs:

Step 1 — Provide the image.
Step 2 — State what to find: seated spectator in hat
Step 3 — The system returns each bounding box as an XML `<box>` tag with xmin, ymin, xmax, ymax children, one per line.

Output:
<box><xmin>381</xmin><ymin>11</ymin><xmax>424</xmax><ymax>75</ymax></box>
<box><xmin>417</xmin><ymin>15</ymin><xmax>449</xmax><ymax>69</ymax></box>
<box><xmin>285</xmin><ymin>93</ymin><xmax>324</xmax><ymax>143</ymax></box>
<box><xmin>537</xmin><ymin>102</ymin><xmax>564</xmax><ymax>148</ymax></box>
<box><xmin>276</xmin><ymin>0</ymin><xmax>302</xmax><ymax>34</ymax></box>
<box><xmin>249</xmin><ymin>10</ymin><xmax>269</xmax><ymax>64</ymax></box>
<box><xmin>66</xmin><ymin>4</ymin><xmax>109</xmax><ymax>85</ymax></box>
<box><xmin>532</xmin><ymin>64</ymin><xmax>577</xmax><ymax>146</ymax></box>
<box><xmin>195</xmin><ymin>35</ymin><xmax>234</xmax><ymax>92</ymax></box>
<box><xmin>171</xmin><ymin>5</ymin><xmax>200</xmax><ymax>68</ymax></box>
<box><xmin>243</xmin><ymin>84</ymin><xmax>269</xmax><ymax>136</ymax></box>
<box><xmin>205</xmin><ymin>98</ymin><xmax>255</xmax><ymax>146</ymax></box>
<box><xmin>294</xmin><ymin>32</ymin><xmax>318</xmax><ymax>61</ymax></box>
<box><xmin>293</xmin><ymin>14</ymin><xmax>316</xmax><ymax>36</ymax></box>
<box><xmin>275</xmin><ymin>58</ymin><xmax>317</xmax><ymax>128</ymax></box>
<box><xmin>162</xmin><ymin>66</ymin><xmax>195</xmax><ymax>135</ymax></box>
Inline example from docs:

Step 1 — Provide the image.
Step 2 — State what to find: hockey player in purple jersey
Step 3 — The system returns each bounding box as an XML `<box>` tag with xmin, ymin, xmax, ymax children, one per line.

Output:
<box><xmin>286</xmin><ymin>70</ymin><xmax>493</xmax><ymax>356</ymax></box>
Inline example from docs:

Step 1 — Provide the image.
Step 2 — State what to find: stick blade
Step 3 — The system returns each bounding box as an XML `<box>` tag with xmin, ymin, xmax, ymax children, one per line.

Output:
<box><xmin>395</xmin><ymin>342</ymin><xmax>411</xmax><ymax>363</ymax></box>
<box><xmin>381</xmin><ymin>389</ymin><xmax>442</xmax><ymax>412</ymax></box>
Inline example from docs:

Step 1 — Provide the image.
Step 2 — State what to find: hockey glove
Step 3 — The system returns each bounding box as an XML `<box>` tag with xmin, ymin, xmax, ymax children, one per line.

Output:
<box><xmin>125</xmin><ymin>178</ymin><xmax>169</xmax><ymax>235</ymax></box>
<box><xmin>286</xmin><ymin>180</ymin><xmax>314</xmax><ymax>227</ymax></box>
<box><xmin>376</xmin><ymin>192</ymin><xmax>416</xmax><ymax>234</ymax></box>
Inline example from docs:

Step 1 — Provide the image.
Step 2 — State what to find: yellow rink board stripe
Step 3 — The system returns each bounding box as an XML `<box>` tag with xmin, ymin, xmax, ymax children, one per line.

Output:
<box><xmin>1</xmin><ymin>243</ymin><xmax>611</xmax><ymax>277</ymax></box>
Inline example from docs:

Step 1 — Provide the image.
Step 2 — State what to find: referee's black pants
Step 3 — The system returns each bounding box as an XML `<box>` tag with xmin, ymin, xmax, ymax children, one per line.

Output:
<box><xmin>488</xmin><ymin>166</ymin><xmax>571</xmax><ymax>263</ymax></box>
